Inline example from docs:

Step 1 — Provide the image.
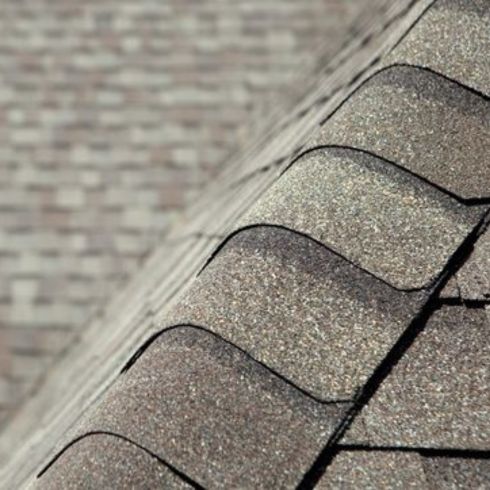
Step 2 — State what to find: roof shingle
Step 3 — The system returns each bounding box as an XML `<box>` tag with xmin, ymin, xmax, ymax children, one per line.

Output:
<box><xmin>68</xmin><ymin>327</ymin><xmax>348</xmax><ymax>488</ymax></box>
<box><xmin>344</xmin><ymin>306</ymin><xmax>490</xmax><ymax>449</ymax></box>
<box><xmin>309</xmin><ymin>66</ymin><xmax>490</xmax><ymax>200</ymax></box>
<box><xmin>237</xmin><ymin>147</ymin><xmax>484</xmax><ymax>290</ymax></box>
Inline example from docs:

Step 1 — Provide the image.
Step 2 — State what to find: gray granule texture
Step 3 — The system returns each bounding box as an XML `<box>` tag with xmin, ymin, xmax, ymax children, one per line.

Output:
<box><xmin>167</xmin><ymin>226</ymin><xmax>425</xmax><ymax>400</ymax></box>
<box><xmin>386</xmin><ymin>0</ymin><xmax>490</xmax><ymax>96</ymax></box>
<box><xmin>316</xmin><ymin>450</ymin><xmax>427</xmax><ymax>489</ymax></box>
<box><xmin>423</xmin><ymin>456</ymin><xmax>490</xmax><ymax>489</ymax></box>
<box><xmin>237</xmin><ymin>147</ymin><xmax>483</xmax><ymax>290</ymax></box>
<box><xmin>309</xmin><ymin>65</ymin><xmax>490</xmax><ymax>200</ymax></box>
<box><xmin>454</xmin><ymin>227</ymin><xmax>490</xmax><ymax>300</ymax></box>
<box><xmin>345</xmin><ymin>306</ymin><xmax>490</xmax><ymax>449</ymax></box>
<box><xmin>77</xmin><ymin>327</ymin><xmax>347</xmax><ymax>489</ymax></box>
<box><xmin>35</xmin><ymin>434</ymin><xmax>190</xmax><ymax>490</ymax></box>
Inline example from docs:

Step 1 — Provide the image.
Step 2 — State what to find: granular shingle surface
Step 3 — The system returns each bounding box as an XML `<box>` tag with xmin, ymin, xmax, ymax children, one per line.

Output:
<box><xmin>318</xmin><ymin>451</ymin><xmax>490</xmax><ymax>490</ymax></box>
<box><xmin>316</xmin><ymin>450</ymin><xmax>427</xmax><ymax>489</ymax></box>
<box><xmin>34</xmin><ymin>434</ymin><xmax>190</xmax><ymax>489</ymax></box>
<box><xmin>237</xmin><ymin>147</ymin><xmax>483</xmax><ymax>290</ymax></box>
<box><xmin>167</xmin><ymin>226</ymin><xmax>424</xmax><ymax>399</ymax></box>
<box><xmin>345</xmin><ymin>306</ymin><xmax>490</xmax><ymax>449</ymax></box>
<box><xmin>309</xmin><ymin>66</ymin><xmax>490</xmax><ymax>200</ymax></box>
<box><xmin>454</xmin><ymin>227</ymin><xmax>490</xmax><ymax>300</ymax></box>
<box><xmin>74</xmin><ymin>327</ymin><xmax>347</xmax><ymax>488</ymax></box>
<box><xmin>386</xmin><ymin>0</ymin><xmax>490</xmax><ymax>96</ymax></box>
<box><xmin>423</xmin><ymin>456</ymin><xmax>490</xmax><ymax>489</ymax></box>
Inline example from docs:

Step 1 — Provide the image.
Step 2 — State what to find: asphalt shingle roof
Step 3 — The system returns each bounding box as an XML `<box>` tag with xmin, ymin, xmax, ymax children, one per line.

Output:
<box><xmin>167</xmin><ymin>226</ymin><xmax>424</xmax><ymax>399</ymax></box>
<box><xmin>32</xmin><ymin>0</ymin><xmax>490</xmax><ymax>487</ymax></box>
<box><xmin>238</xmin><ymin>148</ymin><xmax>484</xmax><ymax>290</ymax></box>
<box><xmin>72</xmin><ymin>327</ymin><xmax>347</xmax><ymax>489</ymax></box>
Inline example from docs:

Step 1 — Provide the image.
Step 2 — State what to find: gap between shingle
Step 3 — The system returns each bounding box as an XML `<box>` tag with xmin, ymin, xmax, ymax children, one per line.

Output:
<box><xmin>337</xmin><ymin>444</ymin><xmax>490</xmax><ymax>460</ymax></box>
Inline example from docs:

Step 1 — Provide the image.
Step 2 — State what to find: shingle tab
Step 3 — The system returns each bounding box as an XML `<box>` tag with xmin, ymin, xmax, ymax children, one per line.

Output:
<box><xmin>34</xmin><ymin>434</ymin><xmax>191</xmax><ymax>490</ymax></box>
<box><xmin>316</xmin><ymin>450</ymin><xmax>427</xmax><ymax>489</ymax></box>
<box><xmin>73</xmin><ymin>327</ymin><xmax>347</xmax><ymax>489</ymax></box>
<box><xmin>309</xmin><ymin>66</ymin><xmax>490</xmax><ymax>200</ymax></box>
<box><xmin>237</xmin><ymin>148</ymin><xmax>484</xmax><ymax>290</ymax></box>
<box><xmin>386</xmin><ymin>0</ymin><xmax>490</xmax><ymax>95</ymax></box>
<box><xmin>167</xmin><ymin>227</ymin><xmax>425</xmax><ymax>399</ymax></box>
<box><xmin>345</xmin><ymin>306</ymin><xmax>490</xmax><ymax>449</ymax></box>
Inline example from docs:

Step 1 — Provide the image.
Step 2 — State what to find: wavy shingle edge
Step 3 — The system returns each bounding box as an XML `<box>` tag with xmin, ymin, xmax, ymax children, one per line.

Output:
<box><xmin>236</xmin><ymin>147</ymin><xmax>485</xmax><ymax>290</ymax></box>
<box><xmin>33</xmin><ymin>434</ymin><xmax>193</xmax><ymax>490</ymax></box>
<box><xmin>386</xmin><ymin>0</ymin><xmax>490</xmax><ymax>96</ymax></box>
<box><xmin>308</xmin><ymin>65</ymin><xmax>490</xmax><ymax>201</ymax></box>
<box><xmin>31</xmin><ymin>0</ymin><xmax>490</xmax><ymax>487</ymax></box>
<box><xmin>64</xmin><ymin>327</ymin><xmax>348</xmax><ymax>489</ymax></box>
<box><xmin>166</xmin><ymin>226</ymin><xmax>425</xmax><ymax>400</ymax></box>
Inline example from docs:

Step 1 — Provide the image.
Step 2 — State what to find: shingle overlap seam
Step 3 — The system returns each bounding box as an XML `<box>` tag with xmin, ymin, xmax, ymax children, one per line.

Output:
<box><xmin>197</xmin><ymin>223</ymin><xmax>432</xmax><ymax>293</ymax></box>
<box><xmin>285</xmin><ymin>145</ymin><xmax>490</xmax><ymax>206</ymax></box>
<box><xmin>120</xmin><ymin>324</ymin><xmax>353</xmax><ymax>405</ymax></box>
<box><xmin>337</xmin><ymin>444</ymin><xmax>490</xmax><ymax>460</ymax></box>
<box><xmin>297</xmin><ymin>209</ymin><xmax>490</xmax><ymax>488</ymax></box>
<box><xmin>218</xmin><ymin>61</ymin><xmax>490</xmax><ymax>204</ymax></box>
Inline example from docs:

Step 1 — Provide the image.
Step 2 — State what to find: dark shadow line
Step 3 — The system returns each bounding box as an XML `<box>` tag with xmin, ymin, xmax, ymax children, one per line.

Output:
<box><xmin>279</xmin><ymin>144</ymin><xmax>490</xmax><ymax>206</ymax></box>
<box><xmin>319</xmin><ymin>62</ymin><xmax>489</xmax><ymax>128</ymax></box>
<box><xmin>296</xmin><ymin>209</ymin><xmax>489</xmax><ymax>489</ymax></box>
<box><xmin>338</xmin><ymin>444</ymin><xmax>490</xmax><ymax>459</ymax></box>
<box><xmin>437</xmin><ymin>297</ymin><xmax>490</xmax><ymax>308</ymax></box>
<box><xmin>120</xmin><ymin>323</ymin><xmax>352</xmax><ymax>406</ymax></box>
<box><xmin>37</xmin><ymin>431</ymin><xmax>204</xmax><ymax>489</ymax></box>
<box><xmin>197</xmin><ymin>223</ymin><xmax>435</xmax><ymax>293</ymax></box>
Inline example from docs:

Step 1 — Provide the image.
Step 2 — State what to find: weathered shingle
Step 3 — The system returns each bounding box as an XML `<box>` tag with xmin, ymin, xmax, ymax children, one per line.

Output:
<box><xmin>309</xmin><ymin>66</ymin><xmax>490</xmax><ymax>200</ymax></box>
<box><xmin>70</xmin><ymin>327</ymin><xmax>347</xmax><ymax>488</ymax></box>
<box><xmin>386</xmin><ymin>0</ymin><xmax>490</xmax><ymax>95</ymax></box>
<box><xmin>237</xmin><ymin>147</ymin><xmax>484</xmax><ymax>290</ymax></box>
<box><xmin>167</xmin><ymin>226</ymin><xmax>424</xmax><ymax>399</ymax></box>
<box><xmin>345</xmin><ymin>306</ymin><xmax>490</xmax><ymax>449</ymax></box>
<box><xmin>35</xmin><ymin>434</ymin><xmax>191</xmax><ymax>489</ymax></box>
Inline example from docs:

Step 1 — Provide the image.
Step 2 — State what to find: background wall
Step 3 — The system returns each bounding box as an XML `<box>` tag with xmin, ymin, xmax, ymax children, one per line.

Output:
<box><xmin>0</xmin><ymin>0</ymin><xmax>375</xmax><ymax>429</ymax></box>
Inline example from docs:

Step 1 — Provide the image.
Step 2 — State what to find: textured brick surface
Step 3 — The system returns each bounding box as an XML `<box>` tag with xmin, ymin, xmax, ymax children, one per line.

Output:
<box><xmin>0</xmin><ymin>0</ymin><xmax>381</xmax><ymax>429</ymax></box>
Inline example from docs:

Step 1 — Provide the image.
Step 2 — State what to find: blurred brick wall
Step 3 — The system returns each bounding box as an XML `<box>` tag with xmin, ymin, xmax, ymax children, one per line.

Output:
<box><xmin>0</xmin><ymin>0</ymin><xmax>373</xmax><ymax>427</ymax></box>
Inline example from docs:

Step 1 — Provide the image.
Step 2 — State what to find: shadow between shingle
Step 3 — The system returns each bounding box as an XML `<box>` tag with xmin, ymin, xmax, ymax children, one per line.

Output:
<box><xmin>386</xmin><ymin>0</ymin><xmax>490</xmax><ymax>96</ymax></box>
<box><xmin>343</xmin><ymin>305</ymin><xmax>490</xmax><ymax>449</ymax></box>
<box><xmin>235</xmin><ymin>147</ymin><xmax>484</xmax><ymax>290</ymax></box>
<box><xmin>307</xmin><ymin>65</ymin><xmax>490</xmax><ymax>201</ymax></box>
<box><xmin>70</xmin><ymin>327</ymin><xmax>349</xmax><ymax>489</ymax></box>
<box><xmin>165</xmin><ymin>226</ymin><xmax>425</xmax><ymax>400</ymax></box>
